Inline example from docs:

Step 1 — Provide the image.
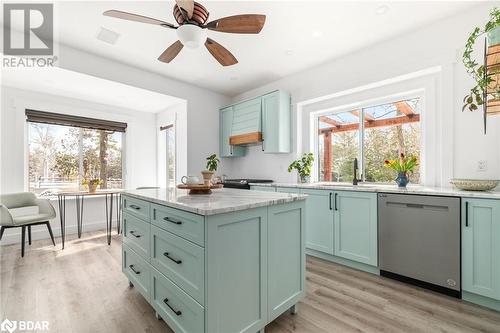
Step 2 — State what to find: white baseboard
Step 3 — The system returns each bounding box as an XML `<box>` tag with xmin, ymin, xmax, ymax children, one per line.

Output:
<box><xmin>0</xmin><ymin>220</ymin><xmax>118</xmax><ymax>245</ymax></box>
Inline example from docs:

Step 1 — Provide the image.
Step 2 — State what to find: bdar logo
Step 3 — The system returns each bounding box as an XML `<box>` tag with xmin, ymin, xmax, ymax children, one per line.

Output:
<box><xmin>3</xmin><ymin>3</ymin><xmax>54</xmax><ymax>56</ymax></box>
<box><xmin>0</xmin><ymin>319</ymin><xmax>17</xmax><ymax>333</ymax></box>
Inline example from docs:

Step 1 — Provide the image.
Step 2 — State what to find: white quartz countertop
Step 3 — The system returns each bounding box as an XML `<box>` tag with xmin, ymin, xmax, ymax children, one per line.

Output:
<box><xmin>249</xmin><ymin>182</ymin><xmax>500</xmax><ymax>200</ymax></box>
<box><xmin>123</xmin><ymin>188</ymin><xmax>306</xmax><ymax>216</ymax></box>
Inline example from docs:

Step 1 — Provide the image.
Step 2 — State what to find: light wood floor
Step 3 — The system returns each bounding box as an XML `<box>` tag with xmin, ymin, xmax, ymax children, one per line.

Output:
<box><xmin>2</xmin><ymin>231</ymin><xmax>500</xmax><ymax>333</ymax></box>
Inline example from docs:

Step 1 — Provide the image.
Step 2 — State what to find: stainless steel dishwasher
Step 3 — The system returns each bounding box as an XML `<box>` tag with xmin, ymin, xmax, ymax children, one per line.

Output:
<box><xmin>378</xmin><ymin>193</ymin><xmax>461</xmax><ymax>297</ymax></box>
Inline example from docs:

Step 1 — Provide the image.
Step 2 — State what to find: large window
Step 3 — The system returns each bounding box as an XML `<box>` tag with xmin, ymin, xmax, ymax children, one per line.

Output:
<box><xmin>28</xmin><ymin>122</ymin><xmax>124</xmax><ymax>196</ymax></box>
<box><xmin>318</xmin><ymin>97</ymin><xmax>421</xmax><ymax>183</ymax></box>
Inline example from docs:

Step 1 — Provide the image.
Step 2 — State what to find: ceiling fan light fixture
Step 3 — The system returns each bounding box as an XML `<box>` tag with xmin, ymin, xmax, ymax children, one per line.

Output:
<box><xmin>176</xmin><ymin>24</ymin><xmax>207</xmax><ymax>48</ymax></box>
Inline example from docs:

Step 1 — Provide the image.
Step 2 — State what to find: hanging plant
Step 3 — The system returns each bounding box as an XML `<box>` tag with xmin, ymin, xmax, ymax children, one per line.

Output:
<box><xmin>462</xmin><ymin>7</ymin><xmax>500</xmax><ymax>112</ymax></box>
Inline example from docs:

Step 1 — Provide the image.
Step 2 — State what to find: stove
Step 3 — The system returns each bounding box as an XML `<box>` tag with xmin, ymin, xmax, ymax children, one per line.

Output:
<box><xmin>222</xmin><ymin>179</ymin><xmax>273</xmax><ymax>190</ymax></box>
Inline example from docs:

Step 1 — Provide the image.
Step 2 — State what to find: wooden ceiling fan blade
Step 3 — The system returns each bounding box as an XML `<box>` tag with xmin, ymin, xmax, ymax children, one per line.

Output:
<box><xmin>158</xmin><ymin>41</ymin><xmax>184</xmax><ymax>63</ymax></box>
<box><xmin>205</xmin><ymin>38</ymin><xmax>238</xmax><ymax>66</ymax></box>
<box><xmin>103</xmin><ymin>10</ymin><xmax>175</xmax><ymax>28</ymax></box>
<box><xmin>175</xmin><ymin>0</ymin><xmax>194</xmax><ymax>19</ymax></box>
<box><xmin>205</xmin><ymin>14</ymin><xmax>266</xmax><ymax>34</ymax></box>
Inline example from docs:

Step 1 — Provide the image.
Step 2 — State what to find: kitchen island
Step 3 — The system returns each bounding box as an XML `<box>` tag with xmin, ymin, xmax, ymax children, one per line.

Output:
<box><xmin>121</xmin><ymin>188</ymin><xmax>306</xmax><ymax>333</ymax></box>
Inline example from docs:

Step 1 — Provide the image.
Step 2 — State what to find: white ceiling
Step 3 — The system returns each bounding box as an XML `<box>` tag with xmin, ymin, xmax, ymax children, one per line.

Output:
<box><xmin>1</xmin><ymin>66</ymin><xmax>184</xmax><ymax>112</ymax></box>
<box><xmin>21</xmin><ymin>1</ymin><xmax>484</xmax><ymax>96</ymax></box>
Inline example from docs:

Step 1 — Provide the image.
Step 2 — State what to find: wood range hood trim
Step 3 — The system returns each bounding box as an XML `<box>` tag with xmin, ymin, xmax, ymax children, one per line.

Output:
<box><xmin>229</xmin><ymin>132</ymin><xmax>263</xmax><ymax>145</ymax></box>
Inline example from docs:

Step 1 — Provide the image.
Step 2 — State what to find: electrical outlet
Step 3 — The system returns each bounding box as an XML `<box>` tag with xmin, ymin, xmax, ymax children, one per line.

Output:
<box><xmin>477</xmin><ymin>160</ymin><xmax>488</xmax><ymax>172</ymax></box>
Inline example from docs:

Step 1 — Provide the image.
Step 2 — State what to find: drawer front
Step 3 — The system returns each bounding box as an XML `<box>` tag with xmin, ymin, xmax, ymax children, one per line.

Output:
<box><xmin>151</xmin><ymin>225</ymin><xmax>205</xmax><ymax>305</ymax></box>
<box><xmin>123</xmin><ymin>244</ymin><xmax>150</xmax><ymax>301</ymax></box>
<box><xmin>123</xmin><ymin>212</ymin><xmax>150</xmax><ymax>259</ymax></box>
<box><xmin>152</xmin><ymin>204</ymin><xmax>205</xmax><ymax>247</ymax></box>
<box><xmin>122</xmin><ymin>195</ymin><xmax>150</xmax><ymax>222</ymax></box>
<box><xmin>150</xmin><ymin>267</ymin><xmax>204</xmax><ymax>333</ymax></box>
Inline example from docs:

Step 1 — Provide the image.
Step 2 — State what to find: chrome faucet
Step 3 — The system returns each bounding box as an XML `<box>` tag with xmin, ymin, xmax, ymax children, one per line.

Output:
<box><xmin>353</xmin><ymin>158</ymin><xmax>362</xmax><ymax>185</ymax></box>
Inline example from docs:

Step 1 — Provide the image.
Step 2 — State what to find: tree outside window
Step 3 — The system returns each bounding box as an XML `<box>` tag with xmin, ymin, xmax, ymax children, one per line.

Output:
<box><xmin>318</xmin><ymin>97</ymin><xmax>421</xmax><ymax>183</ymax></box>
<box><xmin>28</xmin><ymin>123</ymin><xmax>123</xmax><ymax>196</ymax></box>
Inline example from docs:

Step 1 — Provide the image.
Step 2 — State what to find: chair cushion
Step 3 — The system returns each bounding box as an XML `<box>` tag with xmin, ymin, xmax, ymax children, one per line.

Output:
<box><xmin>13</xmin><ymin>213</ymin><xmax>53</xmax><ymax>226</ymax></box>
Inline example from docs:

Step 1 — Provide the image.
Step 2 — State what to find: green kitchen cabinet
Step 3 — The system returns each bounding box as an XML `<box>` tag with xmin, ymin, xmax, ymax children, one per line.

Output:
<box><xmin>262</xmin><ymin>91</ymin><xmax>291</xmax><ymax>153</ymax></box>
<box><xmin>333</xmin><ymin>191</ymin><xmax>378</xmax><ymax>266</ymax></box>
<box><xmin>231</xmin><ymin>97</ymin><xmax>262</xmax><ymax>136</ymax></box>
<box><xmin>300</xmin><ymin>188</ymin><xmax>334</xmax><ymax>255</ymax></box>
<box><xmin>462</xmin><ymin>198</ymin><xmax>500</xmax><ymax>303</ymax></box>
<box><xmin>220</xmin><ymin>106</ymin><xmax>245</xmax><ymax>158</ymax></box>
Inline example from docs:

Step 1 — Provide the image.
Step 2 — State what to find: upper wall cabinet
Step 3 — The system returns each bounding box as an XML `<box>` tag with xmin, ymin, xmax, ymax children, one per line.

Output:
<box><xmin>219</xmin><ymin>90</ymin><xmax>291</xmax><ymax>157</ymax></box>
<box><xmin>262</xmin><ymin>91</ymin><xmax>291</xmax><ymax>154</ymax></box>
<box><xmin>231</xmin><ymin>97</ymin><xmax>262</xmax><ymax>137</ymax></box>
<box><xmin>220</xmin><ymin>106</ymin><xmax>245</xmax><ymax>157</ymax></box>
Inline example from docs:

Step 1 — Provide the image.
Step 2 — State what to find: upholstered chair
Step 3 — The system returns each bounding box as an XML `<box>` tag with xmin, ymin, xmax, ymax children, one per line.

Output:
<box><xmin>0</xmin><ymin>192</ymin><xmax>57</xmax><ymax>257</ymax></box>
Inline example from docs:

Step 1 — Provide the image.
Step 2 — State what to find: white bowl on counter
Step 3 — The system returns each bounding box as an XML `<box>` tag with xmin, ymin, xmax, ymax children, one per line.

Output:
<box><xmin>450</xmin><ymin>179</ymin><xmax>500</xmax><ymax>191</ymax></box>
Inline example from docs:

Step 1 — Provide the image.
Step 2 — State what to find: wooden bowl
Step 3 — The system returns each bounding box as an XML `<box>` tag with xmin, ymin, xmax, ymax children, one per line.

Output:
<box><xmin>177</xmin><ymin>183</ymin><xmax>222</xmax><ymax>194</ymax></box>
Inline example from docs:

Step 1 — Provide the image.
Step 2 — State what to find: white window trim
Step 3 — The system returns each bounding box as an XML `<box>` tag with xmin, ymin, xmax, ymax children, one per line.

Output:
<box><xmin>296</xmin><ymin>68</ymin><xmax>445</xmax><ymax>186</ymax></box>
<box><xmin>312</xmin><ymin>90</ymin><xmax>425</xmax><ymax>184</ymax></box>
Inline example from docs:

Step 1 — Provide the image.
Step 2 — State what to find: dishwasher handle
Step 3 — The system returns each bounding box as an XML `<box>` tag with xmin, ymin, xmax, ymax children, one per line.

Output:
<box><xmin>386</xmin><ymin>201</ymin><xmax>449</xmax><ymax>212</ymax></box>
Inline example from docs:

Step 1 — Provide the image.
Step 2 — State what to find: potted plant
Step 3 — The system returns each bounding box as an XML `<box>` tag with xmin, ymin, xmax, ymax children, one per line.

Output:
<box><xmin>202</xmin><ymin>154</ymin><xmax>219</xmax><ymax>185</ymax></box>
<box><xmin>384</xmin><ymin>153</ymin><xmax>418</xmax><ymax>188</ymax></box>
<box><xmin>288</xmin><ymin>153</ymin><xmax>314</xmax><ymax>183</ymax></box>
<box><xmin>82</xmin><ymin>178</ymin><xmax>103</xmax><ymax>193</ymax></box>
<box><xmin>462</xmin><ymin>8</ymin><xmax>500</xmax><ymax>113</ymax></box>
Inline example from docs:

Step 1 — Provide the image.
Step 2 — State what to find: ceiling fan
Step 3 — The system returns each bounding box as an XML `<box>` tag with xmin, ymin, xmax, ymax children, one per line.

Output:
<box><xmin>103</xmin><ymin>0</ymin><xmax>266</xmax><ymax>66</ymax></box>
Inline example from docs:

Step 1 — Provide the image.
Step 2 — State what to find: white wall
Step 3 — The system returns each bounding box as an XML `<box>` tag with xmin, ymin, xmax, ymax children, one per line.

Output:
<box><xmin>57</xmin><ymin>45</ymin><xmax>231</xmax><ymax>177</ymax></box>
<box><xmin>0</xmin><ymin>86</ymin><xmax>157</xmax><ymax>244</ymax></box>
<box><xmin>224</xmin><ymin>3</ymin><xmax>500</xmax><ymax>185</ymax></box>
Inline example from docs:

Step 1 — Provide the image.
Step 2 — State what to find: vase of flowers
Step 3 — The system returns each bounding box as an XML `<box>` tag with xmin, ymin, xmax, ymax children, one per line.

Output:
<box><xmin>82</xmin><ymin>178</ymin><xmax>103</xmax><ymax>193</ymax></box>
<box><xmin>288</xmin><ymin>153</ymin><xmax>314</xmax><ymax>183</ymax></box>
<box><xmin>202</xmin><ymin>154</ymin><xmax>219</xmax><ymax>185</ymax></box>
<box><xmin>384</xmin><ymin>153</ymin><xmax>418</xmax><ymax>188</ymax></box>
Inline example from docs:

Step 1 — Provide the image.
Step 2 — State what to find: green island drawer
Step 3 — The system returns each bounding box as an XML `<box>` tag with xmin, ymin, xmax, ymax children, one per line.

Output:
<box><xmin>123</xmin><ymin>243</ymin><xmax>150</xmax><ymax>301</ymax></box>
<box><xmin>152</xmin><ymin>204</ymin><xmax>205</xmax><ymax>247</ymax></box>
<box><xmin>150</xmin><ymin>267</ymin><xmax>204</xmax><ymax>333</ymax></box>
<box><xmin>151</xmin><ymin>225</ymin><xmax>205</xmax><ymax>305</ymax></box>
<box><xmin>122</xmin><ymin>195</ymin><xmax>151</xmax><ymax>222</ymax></box>
<box><xmin>123</xmin><ymin>212</ymin><xmax>150</xmax><ymax>259</ymax></box>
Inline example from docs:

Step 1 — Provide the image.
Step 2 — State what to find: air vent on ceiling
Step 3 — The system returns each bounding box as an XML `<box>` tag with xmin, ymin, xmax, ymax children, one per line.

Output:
<box><xmin>96</xmin><ymin>27</ymin><xmax>120</xmax><ymax>45</ymax></box>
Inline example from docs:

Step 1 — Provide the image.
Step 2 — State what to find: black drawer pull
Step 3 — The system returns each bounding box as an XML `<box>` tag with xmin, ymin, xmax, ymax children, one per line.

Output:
<box><xmin>163</xmin><ymin>298</ymin><xmax>182</xmax><ymax>316</ymax></box>
<box><xmin>334</xmin><ymin>193</ymin><xmax>338</xmax><ymax>211</ymax></box>
<box><xmin>465</xmin><ymin>201</ymin><xmax>469</xmax><ymax>227</ymax></box>
<box><xmin>129</xmin><ymin>265</ymin><xmax>140</xmax><ymax>275</ymax></box>
<box><xmin>164</xmin><ymin>217</ymin><xmax>182</xmax><ymax>225</ymax></box>
<box><xmin>129</xmin><ymin>204</ymin><xmax>141</xmax><ymax>210</ymax></box>
<box><xmin>164</xmin><ymin>252</ymin><xmax>182</xmax><ymax>264</ymax></box>
<box><xmin>329</xmin><ymin>193</ymin><xmax>332</xmax><ymax>210</ymax></box>
<box><xmin>129</xmin><ymin>230</ymin><xmax>141</xmax><ymax>238</ymax></box>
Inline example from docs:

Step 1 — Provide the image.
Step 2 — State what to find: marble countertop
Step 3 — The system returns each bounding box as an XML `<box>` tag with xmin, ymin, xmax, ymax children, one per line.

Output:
<box><xmin>123</xmin><ymin>188</ymin><xmax>306</xmax><ymax>216</ymax></box>
<box><xmin>249</xmin><ymin>182</ymin><xmax>500</xmax><ymax>200</ymax></box>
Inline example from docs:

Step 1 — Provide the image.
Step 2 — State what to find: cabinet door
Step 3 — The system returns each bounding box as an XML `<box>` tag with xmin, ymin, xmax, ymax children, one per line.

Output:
<box><xmin>462</xmin><ymin>198</ymin><xmax>500</xmax><ymax>300</ymax></box>
<box><xmin>206</xmin><ymin>208</ymin><xmax>268</xmax><ymax>333</ymax></box>
<box><xmin>300</xmin><ymin>189</ymin><xmax>334</xmax><ymax>254</ymax></box>
<box><xmin>262</xmin><ymin>91</ymin><xmax>291</xmax><ymax>153</ymax></box>
<box><xmin>334</xmin><ymin>191</ymin><xmax>378</xmax><ymax>266</ymax></box>
<box><xmin>220</xmin><ymin>107</ymin><xmax>245</xmax><ymax>157</ymax></box>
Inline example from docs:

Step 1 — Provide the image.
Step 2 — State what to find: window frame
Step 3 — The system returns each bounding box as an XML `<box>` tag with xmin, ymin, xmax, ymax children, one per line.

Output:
<box><xmin>313</xmin><ymin>90</ymin><xmax>425</xmax><ymax>184</ymax></box>
<box><xmin>26</xmin><ymin>121</ymin><xmax>126</xmax><ymax>194</ymax></box>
